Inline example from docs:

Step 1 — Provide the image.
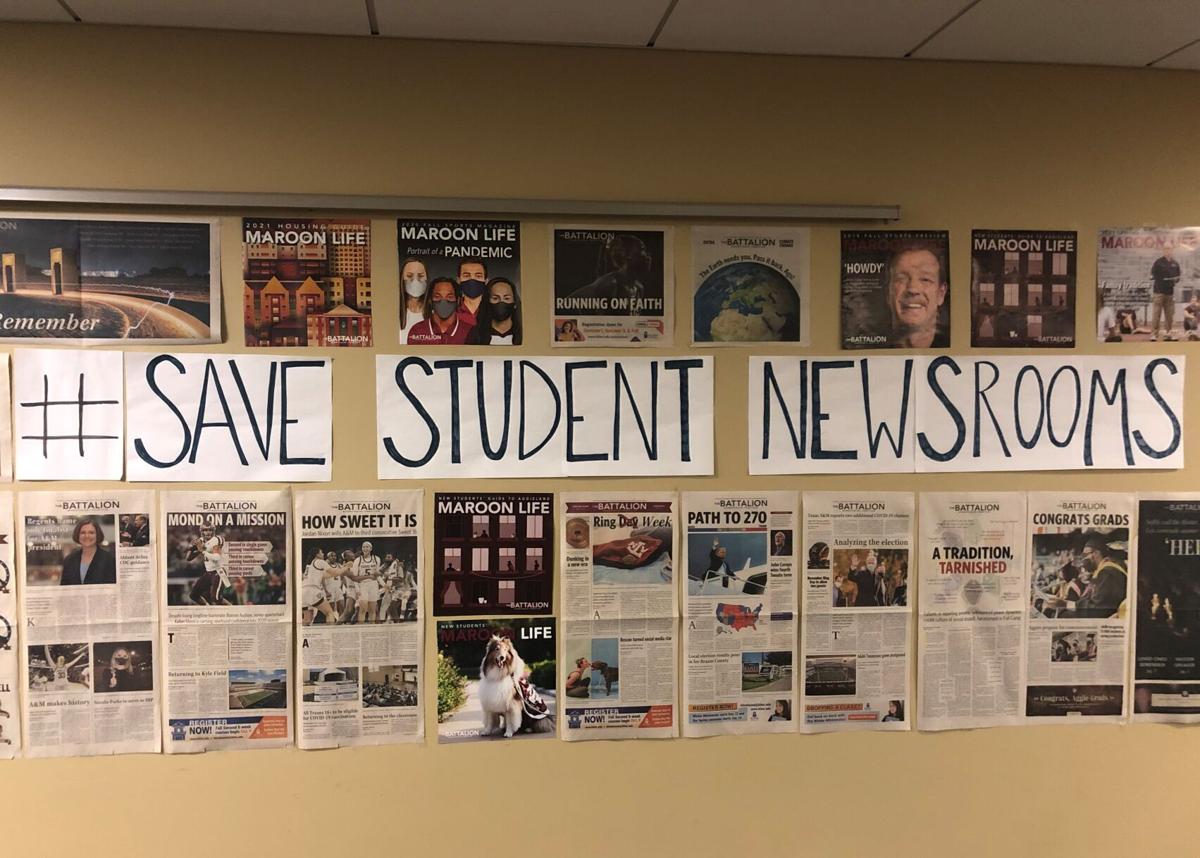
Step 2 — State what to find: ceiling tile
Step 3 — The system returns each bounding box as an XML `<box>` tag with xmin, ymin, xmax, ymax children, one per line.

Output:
<box><xmin>654</xmin><ymin>0</ymin><xmax>967</xmax><ymax>57</ymax></box>
<box><xmin>917</xmin><ymin>0</ymin><xmax>1200</xmax><ymax>66</ymax></box>
<box><xmin>0</xmin><ymin>0</ymin><xmax>74</xmax><ymax>22</ymax></box>
<box><xmin>68</xmin><ymin>0</ymin><xmax>369</xmax><ymax>36</ymax></box>
<box><xmin>374</xmin><ymin>0</ymin><xmax>671</xmax><ymax>47</ymax></box>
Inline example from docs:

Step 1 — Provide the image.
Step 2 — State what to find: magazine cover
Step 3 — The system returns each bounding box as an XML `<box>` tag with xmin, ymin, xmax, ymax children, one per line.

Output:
<box><xmin>436</xmin><ymin>618</ymin><xmax>556</xmax><ymax>743</ymax></box>
<box><xmin>691</xmin><ymin>226</ymin><xmax>809</xmax><ymax>345</ymax></box>
<box><xmin>1097</xmin><ymin>227</ymin><xmax>1200</xmax><ymax>342</ymax></box>
<box><xmin>433</xmin><ymin>493</ymin><xmax>553</xmax><ymax>616</ymax></box>
<box><xmin>0</xmin><ymin>213</ymin><xmax>220</xmax><ymax>343</ymax></box>
<box><xmin>397</xmin><ymin>218</ymin><xmax>521</xmax><ymax>345</ymax></box>
<box><xmin>552</xmin><ymin>225</ymin><xmax>673</xmax><ymax>346</ymax></box>
<box><xmin>243</xmin><ymin>218</ymin><xmax>372</xmax><ymax>347</ymax></box>
<box><xmin>841</xmin><ymin>230</ymin><xmax>951</xmax><ymax>349</ymax></box>
<box><xmin>971</xmin><ymin>230</ymin><xmax>1076</xmax><ymax>347</ymax></box>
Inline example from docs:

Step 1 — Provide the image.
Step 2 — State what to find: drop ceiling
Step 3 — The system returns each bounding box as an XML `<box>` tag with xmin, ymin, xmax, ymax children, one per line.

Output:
<box><xmin>6</xmin><ymin>0</ymin><xmax>1200</xmax><ymax>69</ymax></box>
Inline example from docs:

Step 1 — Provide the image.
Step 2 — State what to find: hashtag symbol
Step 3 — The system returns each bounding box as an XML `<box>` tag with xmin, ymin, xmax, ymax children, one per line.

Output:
<box><xmin>20</xmin><ymin>373</ymin><xmax>120</xmax><ymax>458</ymax></box>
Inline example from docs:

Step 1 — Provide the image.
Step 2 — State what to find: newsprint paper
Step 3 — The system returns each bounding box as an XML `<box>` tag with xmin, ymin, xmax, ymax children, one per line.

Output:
<box><xmin>682</xmin><ymin>492</ymin><xmax>798</xmax><ymax>736</ymax></box>
<box><xmin>160</xmin><ymin>490</ymin><xmax>293</xmax><ymax>752</ymax></box>
<box><xmin>1132</xmin><ymin>495</ymin><xmax>1200</xmax><ymax>723</ymax></box>
<box><xmin>294</xmin><ymin>490</ymin><xmax>423</xmax><ymax>747</ymax></box>
<box><xmin>0</xmin><ymin>494</ymin><xmax>19</xmax><ymax>757</ymax></box>
<box><xmin>918</xmin><ymin>493</ymin><xmax>1027</xmax><ymax>730</ymax></box>
<box><xmin>559</xmin><ymin>493</ymin><xmax>678</xmax><ymax>740</ymax></box>
<box><xmin>19</xmin><ymin>490</ymin><xmax>159</xmax><ymax>756</ymax></box>
<box><xmin>1025</xmin><ymin>492</ymin><xmax>1132</xmax><ymax>722</ymax></box>
<box><xmin>801</xmin><ymin>492</ymin><xmax>913</xmax><ymax>732</ymax></box>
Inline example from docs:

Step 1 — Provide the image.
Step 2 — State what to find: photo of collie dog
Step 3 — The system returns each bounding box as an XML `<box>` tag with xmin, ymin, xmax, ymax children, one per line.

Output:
<box><xmin>479</xmin><ymin>635</ymin><xmax>554</xmax><ymax>738</ymax></box>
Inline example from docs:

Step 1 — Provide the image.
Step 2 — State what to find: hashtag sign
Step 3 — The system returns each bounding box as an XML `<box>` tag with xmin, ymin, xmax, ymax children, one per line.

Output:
<box><xmin>20</xmin><ymin>373</ymin><xmax>120</xmax><ymax>458</ymax></box>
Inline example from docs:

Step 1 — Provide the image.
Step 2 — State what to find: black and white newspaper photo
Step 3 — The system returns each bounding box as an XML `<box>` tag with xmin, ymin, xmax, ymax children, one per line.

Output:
<box><xmin>551</xmin><ymin>225</ymin><xmax>673</xmax><ymax>346</ymax></box>
<box><xmin>801</xmin><ymin>492</ymin><xmax>913</xmax><ymax>732</ymax></box>
<box><xmin>294</xmin><ymin>490</ymin><xmax>423</xmax><ymax>748</ymax></box>
<box><xmin>0</xmin><ymin>494</ymin><xmax>19</xmax><ymax>758</ymax></box>
<box><xmin>691</xmin><ymin>226</ymin><xmax>810</xmax><ymax>345</ymax></box>
<box><xmin>559</xmin><ymin>493</ymin><xmax>678</xmax><ymax>740</ymax></box>
<box><xmin>160</xmin><ymin>490</ymin><xmax>292</xmax><ymax>752</ymax></box>
<box><xmin>1132</xmin><ymin>495</ymin><xmax>1200</xmax><ymax>723</ymax></box>
<box><xmin>918</xmin><ymin>493</ymin><xmax>1027</xmax><ymax>731</ymax></box>
<box><xmin>1025</xmin><ymin>492</ymin><xmax>1133</xmax><ymax>722</ymax></box>
<box><xmin>681</xmin><ymin>492</ymin><xmax>797</xmax><ymax>737</ymax></box>
<box><xmin>1097</xmin><ymin>227</ymin><xmax>1200</xmax><ymax>343</ymax></box>
<box><xmin>18</xmin><ymin>490</ymin><xmax>159</xmax><ymax>756</ymax></box>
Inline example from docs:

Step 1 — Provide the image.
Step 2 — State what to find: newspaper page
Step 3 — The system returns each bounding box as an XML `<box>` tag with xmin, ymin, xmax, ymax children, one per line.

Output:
<box><xmin>18</xmin><ymin>490</ymin><xmax>159</xmax><ymax>757</ymax></box>
<box><xmin>1133</xmin><ymin>495</ymin><xmax>1200</xmax><ymax>722</ymax></box>
<box><xmin>294</xmin><ymin>490</ymin><xmax>423</xmax><ymax>748</ymax></box>
<box><xmin>840</xmin><ymin>230</ymin><xmax>951</xmax><ymax>349</ymax></box>
<box><xmin>1025</xmin><ymin>492</ymin><xmax>1132</xmax><ymax>722</ymax></box>
<box><xmin>1097</xmin><ymin>227</ymin><xmax>1200</xmax><ymax>343</ymax></box>
<box><xmin>551</xmin><ymin>225</ymin><xmax>673</xmax><ymax>346</ymax></box>
<box><xmin>691</xmin><ymin>226</ymin><xmax>810</xmax><ymax>345</ymax></box>
<box><xmin>0</xmin><ymin>493</ymin><xmax>19</xmax><ymax>757</ymax></box>
<box><xmin>971</xmin><ymin>230</ymin><xmax>1076</xmax><ymax>347</ymax></box>
<box><xmin>800</xmin><ymin>492</ymin><xmax>913</xmax><ymax>732</ymax></box>
<box><xmin>918</xmin><ymin>493</ymin><xmax>1027</xmax><ymax>731</ymax></box>
<box><xmin>160</xmin><ymin>490</ymin><xmax>292</xmax><ymax>752</ymax></box>
<box><xmin>681</xmin><ymin>492</ymin><xmax>798</xmax><ymax>736</ymax></box>
<box><xmin>559</xmin><ymin>493</ymin><xmax>678</xmax><ymax>740</ymax></box>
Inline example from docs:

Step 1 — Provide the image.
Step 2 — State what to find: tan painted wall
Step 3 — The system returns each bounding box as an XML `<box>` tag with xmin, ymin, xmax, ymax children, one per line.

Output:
<box><xmin>0</xmin><ymin>21</ymin><xmax>1197</xmax><ymax>858</ymax></box>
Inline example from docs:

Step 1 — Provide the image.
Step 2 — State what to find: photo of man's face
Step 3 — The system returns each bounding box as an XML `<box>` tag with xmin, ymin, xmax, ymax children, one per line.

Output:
<box><xmin>888</xmin><ymin>248</ymin><xmax>946</xmax><ymax>334</ymax></box>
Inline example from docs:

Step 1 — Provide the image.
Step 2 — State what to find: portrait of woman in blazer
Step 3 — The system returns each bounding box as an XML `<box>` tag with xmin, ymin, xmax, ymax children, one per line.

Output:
<box><xmin>59</xmin><ymin>516</ymin><xmax>116</xmax><ymax>586</ymax></box>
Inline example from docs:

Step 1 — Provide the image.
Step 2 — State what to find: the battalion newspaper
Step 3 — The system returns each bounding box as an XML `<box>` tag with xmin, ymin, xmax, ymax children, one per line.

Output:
<box><xmin>294</xmin><ymin>490</ymin><xmax>423</xmax><ymax>747</ymax></box>
<box><xmin>691</xmin><ymin>226</ymin><xmax>810</xmax><ymax>345</ymax></box>
<box><xmin>918</xmin><ymin>493</ymin><xmax>1027</xmax><ymax>730</ymax></box>
<box><xmin>1133</xmin><ymin>495</ymin><xmax>1200</xmax><ymax>722</ymax></box>
<box><xmin>840</xmin><ymin>230</ymin><xmax>951</xmax><ymax>349</ymax></box>
<box><xmin>801</xmin><ymin>492</ymin><xmax>913</xmax><ymax>731</ymax></box>
<box><xmin>1025</xmin><ymin>493</ymin><xmax>1132</xmax><ymax>721</ymax></box>
<box><xmin>19</xmin><ymin>490</ymin><xmax>159</xmax><ymax>756</ymax></box>
<box><xmin>682</xmin><ymin>492</ymin><xmax>797</xmax><ymax>736</ymax></box>
<box><xmin>971</xmin><ymin>230</ymin><xmax>1076</xmax><ymax>348</ymax></box>
<box><xmin>0</xmin><ymin>494</ymin><xmax>19</xmax><ymax>757</ymax></box>
<box><xmin>559</xmin><ymin>493</ymin><xmax>678</xmax><ymax>740</ymax></box>
<box><xmin>160</xmin><ymin>490</ymin><xmax>292</xmax><ymax>752</ymax></box>
<box><xmin>1097</xmin><ymin>227</ymin><xmax>1200</xmax><ymax>343</ymax></box>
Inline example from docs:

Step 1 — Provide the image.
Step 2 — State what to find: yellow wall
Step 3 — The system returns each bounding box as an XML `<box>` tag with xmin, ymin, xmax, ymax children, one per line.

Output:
<box><xmin>1</xmin><ymin>22</ymin><xmax>1198</xmax><ymax>857</ymax></box>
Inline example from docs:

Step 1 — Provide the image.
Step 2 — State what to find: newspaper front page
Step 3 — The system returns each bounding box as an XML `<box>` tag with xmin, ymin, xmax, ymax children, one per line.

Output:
<box><xmin>801</xmin><ymin>492</ymin><xmax>913</xmax><ymax>732</ymax></box>
<box><xmin>160</xmin><ymin>490</ymin><xmax>293</xmax><ymax>752</ymax></box>
<box><xmin>559</xmin><ymin>493</ymin><xmax>677</xmax><ymax>740</ymax></box>
<box><xmin>19</xmin><ymin>490</ymin><xmax>159</xmax><ymax>756</ymax></box>
<box><xmin>1025</xmin><ymin>492</ymin><xmax>1132</xmax><ymax>722</ymax></box>
<box><xmin>918</xmin><ymin>493</ymin><xmax>1027</xmax><ymax>731</ymax></box>
<box><xmin>682</xmin><ymin>492</ymin><xmax>798</xmax><ymax>736</ymax></box>
<box><xmin>1132</xmin><ymin>495</ymin><xmax>1200</xmax><ymax>723</ymax></box>
<box><xmin>0</xmin><ymin>494</ymin><xmax>19</xmax><ymax>757</ymax></box>
<box><xmin>294</xmin><ymin>490</ymin><xmax>423</xmax><ymax>747</ymax></box>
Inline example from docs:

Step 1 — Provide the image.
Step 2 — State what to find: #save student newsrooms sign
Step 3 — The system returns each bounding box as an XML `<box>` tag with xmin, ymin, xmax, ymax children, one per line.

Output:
<box><xmin>376</xmin><ymin>355</ymin><xmax>714</xmax><ymax>478</ymax></box>
<box><xmin>751</xmin><ymin>355</ymin><xmax>1184</xmax><ymax>474</ymax></box>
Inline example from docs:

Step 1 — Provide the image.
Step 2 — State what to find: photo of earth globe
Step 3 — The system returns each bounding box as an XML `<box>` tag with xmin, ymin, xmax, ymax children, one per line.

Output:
<box><xmin>693</xmin><ymin>261</ymin><xmax>801</xmax><ymax>342</ymax></box>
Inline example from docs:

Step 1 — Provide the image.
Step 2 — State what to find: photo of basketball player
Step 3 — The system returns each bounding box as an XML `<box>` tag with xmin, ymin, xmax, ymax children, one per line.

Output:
<box><xmin>28</xmin><ymin>643</ymin><xmax>90</xmax><ymax>692</ymax></box>
<box><xmin>299</xmin><ymin>535</ymin><xmax>418</xmax><ymax>625</ymax></box>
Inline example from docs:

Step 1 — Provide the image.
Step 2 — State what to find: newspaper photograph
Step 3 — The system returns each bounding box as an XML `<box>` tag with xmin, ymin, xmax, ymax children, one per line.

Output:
<box><xmin>436</xmin><ymin>618</ymin><xmax>556</xmax><ymax>743</ymax></box>
<box><xmin>294</xmin><ymin>490</ymin><xmax>423</xmax><ymax>748</ymax></box>
<box><xmin>681</xmin><ymin>492</ymin><xmax>798</xmax><ymax>736</ymax></box>
<box><xmin>691</xmin><ymin>226</ymin><xmax>810</xmax><ymax>345</ymax></box>
<box><xmin>1133</xmin><ymin>495</ymin><xmax>1200</xmax><ymax>722</ymax></box>
<box><xmin>971</xmin><ymin>230</ymin><xmax>1076</xmax><ymax>347</ymax></box>
<box><xmin>800</xmin><ymin>492</ymin><xmax>913</xmax><ymax>732</ymax></box>
<box><xmin>1097</xmin><ymin>227</ymin><xmax>1200</xmax><ymax>343</ymax></box>
<box><xmin>0</xmin><ymin>494</ymin><xmax>18</xmax><ymax>757</ymax></box>
<box><xmin>433</xmin><ymin>493</ymin><xmax>553</xmax><ymax>616</ymax></box>
<box><xmin>1025</xmin><ymin>492</ymin><xmax>1132</xmax><ymax>721</ymax></box>
<box><xmin>0</xmin><ymin>213</ymin><xmax>221</xmax><ymax>343</ymax></box>
<box><xmin>18</xmin><ymin>490</ymin><xmax>159</xmax><ymax>757</ymax></box>
<box><xmin>160</xmin><ymin>490</ymin><xmax>292</xmax><ymax>752</ymax></box>
<box><xmin>841</xmin><ymin>230</ymin><xmax>951</xmax><ymax>349</ymax></box>
<box><xmin>243</xmin><ymin>218</ymin><xmax>373</xmax><ymax>347</ymax></box>
<box><xmin>397</xmin><ymin>218</ymin><xmax>521</xmax><ymax>345</ymax></box>
<box><xmin>552</xmin><ymin>225</ymin><xmax>673</xmax><ymax>346</ymax></box>
<box><xmin>918</xmin><ymin>493</ymin><xmax>1027</xmax><ymax>731</ymax></box>
<box><xmin>560</xmin><ymin>493</ymin><xmax>676</xmax><ymax>621</ymax></box>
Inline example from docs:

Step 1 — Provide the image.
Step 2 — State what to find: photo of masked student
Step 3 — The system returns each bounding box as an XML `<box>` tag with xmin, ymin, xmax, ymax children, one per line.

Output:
<box><xmin>397</xmin><ymin>218</ymin><xmax>522</xmax><ymax>346</ymax></box>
